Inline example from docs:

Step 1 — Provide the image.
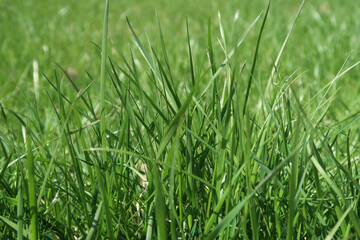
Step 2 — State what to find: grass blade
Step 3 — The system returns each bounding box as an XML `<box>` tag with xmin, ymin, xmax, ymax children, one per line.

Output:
<box><xmin>207</xmin><ymin>144</ymin><xmax>302</xmax><ymax>239</ymax></box>
<box><xmin>325</xmin><ymin>199</ymin><xmax>356</xmax><ymax>240</ymax></box>
<box><xmin>24</xmin><ymin>127</ymin><xmax>38</xmax><ymax>240</ymax></box>
<box><xmin>86</xmin><ymin>201</ymin><xmax>103</xmax><ymax>240</ymax></box>
<box><xmin>97</xmin><ymin>0</ymin><xmax>114</xmax><ymax>239</ymax></box>
<box><xmin>243</xmin><ymin>0</ymin><xmax>271</xmax><ymax>115</ymax></box>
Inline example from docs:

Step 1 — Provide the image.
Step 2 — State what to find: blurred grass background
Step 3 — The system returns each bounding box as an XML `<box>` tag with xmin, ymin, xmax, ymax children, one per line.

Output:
<box><xmin>1</xmin><ymin>0</ymin><xmax>360</xmax><ymax>115</ymax></box>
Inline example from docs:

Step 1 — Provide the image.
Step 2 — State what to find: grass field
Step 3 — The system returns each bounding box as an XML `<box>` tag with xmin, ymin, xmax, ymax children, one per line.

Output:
<box><xmin>1</xmin><ymin>0</ymin><xmax>360</xmax><ymax>239</ymax></box>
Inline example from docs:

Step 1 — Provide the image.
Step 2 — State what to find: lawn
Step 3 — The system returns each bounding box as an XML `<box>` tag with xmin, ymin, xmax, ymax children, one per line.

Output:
<box><xmin>1</xmin><ymin>0</ymin><xmax>360</xmax><ymax>239</ymax></box>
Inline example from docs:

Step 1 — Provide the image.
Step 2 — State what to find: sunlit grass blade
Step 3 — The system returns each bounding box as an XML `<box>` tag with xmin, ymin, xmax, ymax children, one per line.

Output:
<box><xmin>86</xmin><ymin>201</ymin><xmax>103</xmax><ymax>240</ymax></box>
<box><xmin>24</xmin><ymin>127</ymin><xmax>38</xmax><ymax>240</ymax></box>
<box><xmin>0</xmin><ymin>216</ymin><xmax>29</xmax><ymax>239</ymax></box>
<box><xmin>325</xmin><ymin>199</ymin><xmax>357</xmax><ymax>240</ymax></box>
<box><xmin>207</xmin><ymin>144</ymin><xmax>302</xmax><ymax>239</ymax></box>
<box><xmin>199</xmin><ymin>12</ymin><xmax>262</xmax><ymax>99</ymax></box>
<box><xmin>97</xmin><ymin>0</ymin><xmax>114</xmax><ymax>239</ymax></box>
<box><xmin>265</xmin><ymin>0</ymin><xmax>306</xmax><ymax>95</ymax></box>
<box><xmin>310</xmin><ymin>144</ymin><xmax>360</xmax><ymax>236</ymax></box>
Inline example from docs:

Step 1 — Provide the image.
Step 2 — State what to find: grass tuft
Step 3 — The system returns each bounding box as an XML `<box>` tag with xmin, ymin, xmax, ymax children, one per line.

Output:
<box><xmin>1</xmin><ymin>0</ymin><xmax>360</xmax><ymax>239</ymax></box>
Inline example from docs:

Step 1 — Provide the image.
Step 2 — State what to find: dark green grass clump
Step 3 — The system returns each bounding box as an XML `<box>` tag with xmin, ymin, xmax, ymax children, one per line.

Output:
<box><xmin>1</xmin><ymin>0</ymin><xmax>360</xmax><ymax>239</ymax></box>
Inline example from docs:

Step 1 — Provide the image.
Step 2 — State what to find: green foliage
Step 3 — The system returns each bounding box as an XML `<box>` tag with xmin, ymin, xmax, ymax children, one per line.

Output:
<box><xmin>1</xmin><ymin>0</ymin><xmax>360</xmax><ymax>239</ymax></box>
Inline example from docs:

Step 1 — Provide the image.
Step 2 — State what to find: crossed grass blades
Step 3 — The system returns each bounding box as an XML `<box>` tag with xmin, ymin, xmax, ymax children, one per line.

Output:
<box><xmin>2</xmin><ymin>0</ymin><xmax>360</xmax><ymax>239</ymax></box>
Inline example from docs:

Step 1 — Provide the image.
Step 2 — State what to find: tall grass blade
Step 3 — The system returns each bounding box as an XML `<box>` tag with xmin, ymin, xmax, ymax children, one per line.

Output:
<box><xmin>243</xmin><ymin>0</ymin><xmax>270</xmax><ymax>115</ymax></box>
<box><xmin>17</xmin><ymin>171</ymin><xmax>24</xmax><ymax>240</ymax></box>
<box><xmin>199</xmin><ymin>12</ymin><xmax>262</xmax><ymax>99</ymax></box>
<box><xmin>98</xmin><ymin>0</ymin><xmax>114</xmax><ymax>239</ymax></box>
<box><xmin>24</xmin><ymin>127</ymin><xmax>38</xmax><ymax>240</ymax></box>
<box><xmin>265</xmin><ymin>0</ymin><xmax>306</xmax><ymax>95</ymax></box>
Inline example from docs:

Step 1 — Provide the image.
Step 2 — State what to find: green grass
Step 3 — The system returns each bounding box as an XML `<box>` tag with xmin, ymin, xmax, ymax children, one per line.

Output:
<box><xmin>1</xmin><ymin>0</ymin><xmax>360</xmax><ymax>239</ymax></box>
